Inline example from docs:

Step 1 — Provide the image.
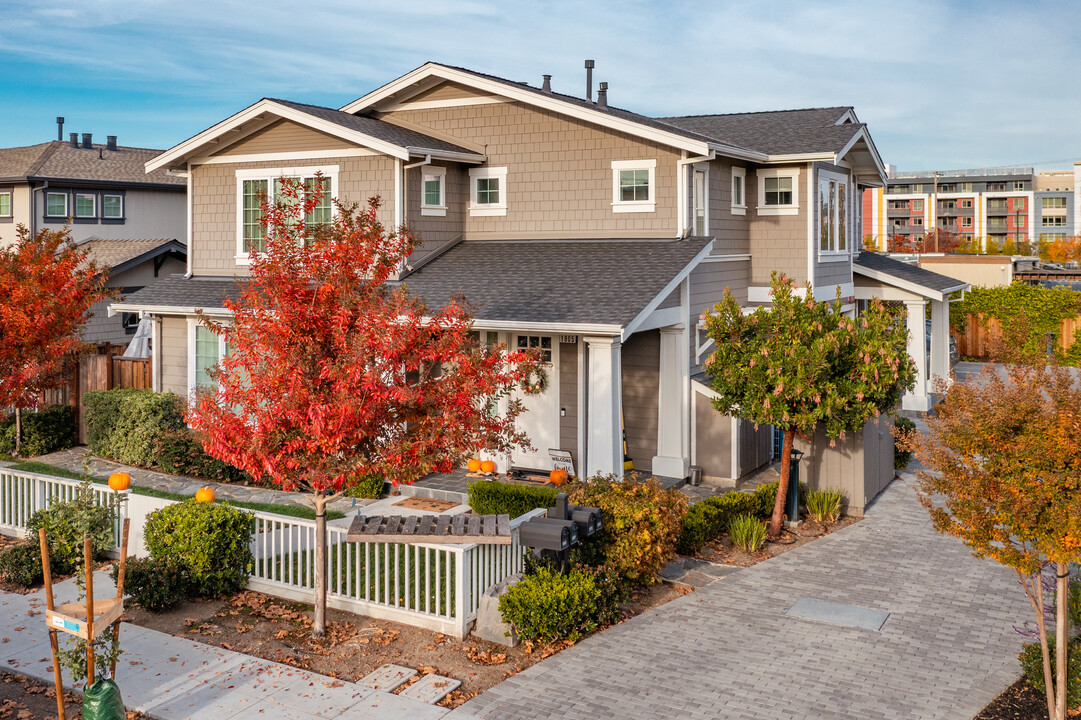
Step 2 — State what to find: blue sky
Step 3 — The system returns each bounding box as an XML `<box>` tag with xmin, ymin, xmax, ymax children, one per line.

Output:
<box><xmin>2</xmin><ymin>0</ymin><xmax>1078</xmax><ymax>172</ymax></box>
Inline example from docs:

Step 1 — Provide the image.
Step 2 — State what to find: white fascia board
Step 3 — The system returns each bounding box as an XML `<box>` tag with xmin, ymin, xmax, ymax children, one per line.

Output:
<box><xmin>764</xmin><ymin>152</ymin><xmax>834</xmax><ymax>164</ymax></box>
<box><xmin>147</xmin><ymin>99</ymin><xmax>413</xmax><ymax>174</ymax></box>
<box><xmin>407</xmin><ymin>147</ymin><xmax>486</xmax><ymax>164</ymax></box>
<box><xmin>707</xmin><ymin>142</ymin><xmax>767</xmax><ymax>163</ymax></box>
<box><xmin>461</xmin><ymin>319</ymin><xmax>623</xmax><ymax>335</ymax></box>
<box><xmin>852</xmin><ymin>265</ymin><xmax>969</xmax><ymax>302</ymax></box>
<box><xmin>834</xmin><ymin>127</ymin><xmax>887</xmax><ymax>184</ymax></box>
<box><xmin>623</xmin><ymin>240</ymin><xmax>715</xmax><ymax>338</ymax></box>
<box><xmin>107</xmin><ymin>302</ymin><xmax>234</xmax><ymax>318</ymax></box>
<box><xmin>835</xmin><ymin>109</ymin><xmax>858</xmax><ymax>125</ymax></box>
<box><xmin>342</xmin><ymin>63</ymin><xmax>714</xmax><ymax>156</ymax></box>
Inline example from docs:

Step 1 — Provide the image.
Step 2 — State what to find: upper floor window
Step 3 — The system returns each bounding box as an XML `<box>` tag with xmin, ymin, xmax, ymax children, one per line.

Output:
<box><xmin>987</xmin><ymin>182</ymin><xmax>1006</xmax><ymax>192</ymax></box>
<box><xmin>960</xmin><ymin>182</ymin><xmax>973</xmax><ymax>192</ymax></box>
<box><xmin>1014</xmin><ymin>198</ymin><xmax>1026</xmax><ymax>211</ymax></box>
<box><xmin>469</xmin><ymin>166</ymin><xmax>508</xmax><ymax>217</ymax></box>
<box><xmin>757</xmin><ymin>168</ymin><xmax>800</xmax><ymax>216</ymax></box>
<box><xmin>1043</xmin><ymin>197</ymin><xmax>1067</xmax><ymax>209</ymax></box>
<box><xmin>611</xmin><ymin>159</ymin><xmax>656</xmax><ymax>213</ymax></box>
<box><xmin>692</xmin><ymin>166</ymin><xmax>708</xmax><ymax>235</ymax></box>
<box><xmin>46</xmin><ymin>192</ymin><xmax>68</xmax><ymax>218</ymax></box>
<box><xmin>818</xmin><ymin>172</ymin><xmax>848</xmax><ymax>254</ymax></box>
<box><xmin>1013</xmin><ymin>181</ymin><xmax>1026</xmax><ymax>192</ymax></box>
<box><xmin>420</xmin><ymin>166</ymin><xmax>446</xmax><ymax>217</ymax></box>
<box><xmin>75</xmin><ymin>193</ymin><xmax>96</xmax><ymax>219</ymax></box>
<box><xmin>1043</xmin><ymin>216</ymin><xmax>1066</xmax><ymax>227</ymax></box>
<box><xmin>0</xmin><ymin>190</ymin><xmax>11</xmax><ymax>218</ymax></box>
<box><xmin>960</xmin><ymin>198</ymin><xmax>973</xmax><ymax>209</ymax></box>
<box><xmin>912</xmin><ymin>199</ymin><xmax>924</xmax><ymax>211</ymax></box>
<box><xmin>731</xmin><ymin>167</ymin><xmax>746</xmax><ymax>215</ymax></box>
<box><xmin>103</xmin><ymin>193</ymin><xmax>123</xmax><ymax>219</ymax></box>
<box><xmin>235</xmin><ymin>166</ymin><xmax>338</xmax><ymax>261</ymax></box>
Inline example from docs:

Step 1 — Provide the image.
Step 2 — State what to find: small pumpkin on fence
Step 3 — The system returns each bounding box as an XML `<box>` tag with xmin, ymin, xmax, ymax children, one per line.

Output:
<box><xmin>108</xmin><ymin>471</ymin><xmax>131</xmax><ymax>492</ymax></box>
<box><xmin>480</xmin><ymin>460</ymin><xmax>496</xmax><ymax>475</ymax></box>
<box><xmin>550</xmin><ymin>468</ymin><xmax>568</xmax><ymax>487</ymax></box>
<box><xmin>467</xmin><ymin>458</ymin><xmax>482</xmax><ymax>473</ymax></box>
<box><xmin>195</xmin><ymin>486</ymin><xmax>215</xmax><ymax>503</ymax></box>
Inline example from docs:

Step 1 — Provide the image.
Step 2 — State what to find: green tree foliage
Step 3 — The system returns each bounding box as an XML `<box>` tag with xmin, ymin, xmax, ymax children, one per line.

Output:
<box><xmin>951</xmin><ymin>283</ymin><xmax>1081</xmax><ymax>365</ymax></box>
<box><xmin>704</xmin><ymin>273</ymin><xmax>915</xmax><ymax>537</ymax></box>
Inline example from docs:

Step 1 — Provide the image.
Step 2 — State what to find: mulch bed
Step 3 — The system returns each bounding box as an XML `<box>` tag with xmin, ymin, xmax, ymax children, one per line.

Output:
<box><xmin>691</xmin><ymin>514</ymin><xmax>860</xmax><ymax>567</ymax></box>
<box><xmin>391</xmin><ymin>497</ymin><xmax>460</xmax><ymax>513</ymax></box>
<box><xmin>973</xmin><ymin>677</ymin><xmax>1052</xmax><ymax>719</ymax></box>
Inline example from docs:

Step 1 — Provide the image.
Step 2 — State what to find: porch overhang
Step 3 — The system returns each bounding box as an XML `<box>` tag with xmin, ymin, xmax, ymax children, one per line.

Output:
<box><xmin>853</xmin><ymin>252</ymin><xmax>969</xmax><ymax>302</ymax></box>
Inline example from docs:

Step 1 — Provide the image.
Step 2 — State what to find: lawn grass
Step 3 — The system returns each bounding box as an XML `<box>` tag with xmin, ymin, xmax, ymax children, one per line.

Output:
<box><xmin>8</xmin><ymin>461</ymin><xmax>342</xmax><ymax>521</ymax></box>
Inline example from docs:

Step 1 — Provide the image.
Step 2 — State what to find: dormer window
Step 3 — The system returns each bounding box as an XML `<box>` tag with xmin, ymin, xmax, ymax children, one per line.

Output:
<box><xmin>468</xmin><ymin>166</ymin><xmax>507</xmax><ymax>217</ymax></box>
<box><xmin>421</xmin><ymin>166</ymin><xmax>446</xmax><ymax>217</ymax></box>
<box><xmin>611</xmin><ymin>159</ymin><xmax>656</xmax><ymax>213</ymax></box>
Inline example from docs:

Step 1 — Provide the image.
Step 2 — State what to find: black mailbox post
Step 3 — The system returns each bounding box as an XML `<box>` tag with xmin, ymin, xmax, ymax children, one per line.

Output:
<box><xmin>518</xmin><ymin>492</ymin><xmax>603</xmax><ymax>573</ymax></box>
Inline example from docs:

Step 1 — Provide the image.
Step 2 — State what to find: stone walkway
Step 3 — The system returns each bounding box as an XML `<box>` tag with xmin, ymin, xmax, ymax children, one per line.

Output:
<box><xmin>1</xmin><ymin>571</ymin><xmax>449</xmax><ymax>719</ymax></box>
<box><xmin>450</xmin><ymin>473</ymin><xmax>1032</xmax><ymax>720</ymax></box>
<box><xmin>32</xmin><ymin>446</ymin><xmax>372</xmax><ymax>515</ymax></box>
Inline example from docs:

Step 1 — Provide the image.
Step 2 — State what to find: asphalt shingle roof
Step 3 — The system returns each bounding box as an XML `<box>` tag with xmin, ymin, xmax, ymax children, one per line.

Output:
<box><xmin>854</xmin><ymin>252</ymin><xmax>969</xmax><ymax>294</ymax></box>
<box><xmin>116</xmin><ymin>276</ymin><xmax>245</xmax><ymax>311</ymax></box>
<box><xmin>389</xmin><ymin>238</ymin><xmax>711</xmax><ymax>327</ymax></box>
<box><xmin>77</xmin><ymin>238</ymin><xmax>185</xmax><ymax>272</ymax></box>
<box><xmin>658</xmin><ymin>107</ymin><xmax>863</xmax><ymax>156</ymax></box>
<box><xmin>268</xmin><ymin>98</ymin><xmax>478</xmax><ymax>155</ymax></box>
<box><xmin>0</xmin><ymin>140</ymin><xmax>182</xmax><ymax>186</ymax></box>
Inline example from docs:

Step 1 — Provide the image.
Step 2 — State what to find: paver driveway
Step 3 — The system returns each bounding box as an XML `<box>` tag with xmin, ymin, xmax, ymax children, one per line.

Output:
<box><xmin>451</xmin><ymin>473</ymin><xmax>1032</xmax><ymax>720</ymax></box>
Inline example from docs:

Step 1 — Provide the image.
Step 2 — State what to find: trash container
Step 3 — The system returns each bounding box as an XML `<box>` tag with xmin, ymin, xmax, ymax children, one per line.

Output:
<box><xmin>689</xmin><ymin>465</ymin><xmax>703</xmax><ymax>487</ymax></box>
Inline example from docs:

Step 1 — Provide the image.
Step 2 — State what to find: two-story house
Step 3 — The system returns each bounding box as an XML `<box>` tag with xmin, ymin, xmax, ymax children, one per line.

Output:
<box><xmin>0</xmin><ymin>129</ymin><xmax>187</xmax><ymax>343</ymax></box>
<box><xmin>112</xmin><ymin>63</ymin><xmax>961</xmax><ymax>510</ymax></box>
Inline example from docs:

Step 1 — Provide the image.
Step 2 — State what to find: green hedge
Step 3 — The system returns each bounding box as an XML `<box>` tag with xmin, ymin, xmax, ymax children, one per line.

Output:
<box><xmin>144</xmin><ymin>500</ymin><xmax>253</xmax><ymax>598</ymax></box>
<box><xmin>83</xmin><ymin>389</ymin><xmax>186</xmax><ymax>466</ymax></box>
<box><xmin>467</xmin><ymin>481</ymin><xmax>557</xmax><ymax>518</ymax></box>
<box><xmin>0</xmin><ymin>405</ymin><xmax>76</xmax><ymax>457</ymax></box>
<box><xmin>154</xmin><ymin>429</ymin><xmax>250</xmax><ymax>484</ymax></box>
<box><xmin>677</xmin><ymin>481</ymin><xmax>808</xmax><ymax>555</ymax></box>
<box><xmin>0</xmin><ymin>541</ymin><xmax>44</xmax><ymax>587</ymax></box>
<box><xmin>115</xmin><ymin>556</ymin><xmax>190</xmax><ymax>612</ymax></box>
<box><xmin>498</xmin><ymin>566</ymin><xmax>618</xmax><ymax>643</ymax></box>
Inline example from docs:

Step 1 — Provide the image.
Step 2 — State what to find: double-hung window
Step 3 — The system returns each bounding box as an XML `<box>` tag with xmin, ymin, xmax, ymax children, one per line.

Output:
<box><xmin>46</xmin><ymin>191</ymin><xmax>68</xmax><ymax>218</ymax></box>
<box><xmin>235</xmin><ymin>166</ymin><xmax>338</xmax><ymax>261</ymax></box>
<box><xmin>818</xmin><ymin>171</ymin><xmax>849</xmax><ymax>255</ymax></box>
<box><xmin>75</xmin><ymin>192</ymin><xmax>96</xmax><ymax>219</ymax></box>
<box><xmin>103</xmin><ymin>193</ymin><xmax>123</xmax><ymax>219</ymax></box>
<box><xmin>0</xmin><ymin>190</ymin><xmax>11</xmax><ymax>218</ymax></box>
<box><xmin>420</xmin><ymin>165</ymin><xmax>446</xmax><ymax>216</ymax></box>
<box><xmin>468</xmin><ymin>166</ymin><xmax>508</xmax><ymax>216</ymax></box>
<box><xmin>731</xmin><ymin>167</ymin><xmax>746</xmax><ymax>215</ymax></box>
<box><xmin>611</xmin><ymin>159</ymin><xmax>656</xmax><ymax>213</ymax></box>
<box><xmin>757</xmin><ymin>168</ymin><xmax>800</xmax><ymax>216</ymax></box>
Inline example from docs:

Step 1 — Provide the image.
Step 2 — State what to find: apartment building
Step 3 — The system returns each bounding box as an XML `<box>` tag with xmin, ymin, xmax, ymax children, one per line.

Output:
<box><xmin>863</xmin><ymin>163</ymin><xmax>1080</xmax><ymax>250</ymax></box>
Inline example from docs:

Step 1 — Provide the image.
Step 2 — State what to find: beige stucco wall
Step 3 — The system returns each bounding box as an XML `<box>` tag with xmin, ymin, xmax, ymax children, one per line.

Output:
<box><xmin>159</xmin><ymin>315</ymin><xmax>189</xmax><ymax>396</ymax></box>
<box><xmin>0</xmin><ymin>185</ymin><xmax>32</xmax><ymax>247</ymax></box>
<box><xmin>190</xmin><ymin>153</ymin><xmax>397</xmax><ymax>276</ymax></box>
<box><xmin>382</xmin><ymin>100</ymin><xmax>681</xmax><ymax>240</ymax></box>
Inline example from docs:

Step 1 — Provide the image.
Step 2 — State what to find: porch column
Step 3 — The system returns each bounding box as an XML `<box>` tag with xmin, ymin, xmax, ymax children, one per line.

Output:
<box><xmin>902</xmin><ymin>299</ymin><xmax>930</xmax><ymax>412</ymax></box>
<box><xmin>653</xmin><ymin>326</ymin><xmax>689</xmax><ymax>478</ymax></box>
<box><xmin>929</xmin><ymin>298</ymin><xmax>950</xmax><ymax>392</ymax></box>
<box><xmin>584</xmin><ymin>336</ymin><xmax>623</xmax><ymax>479</ymax></box>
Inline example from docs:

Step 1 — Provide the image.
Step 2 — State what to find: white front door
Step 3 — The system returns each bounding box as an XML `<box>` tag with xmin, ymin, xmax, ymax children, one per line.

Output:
<box><xmin>511</xmin><ymin>334</ymin><xmax>560</xmax><ymax>471</ymax></box>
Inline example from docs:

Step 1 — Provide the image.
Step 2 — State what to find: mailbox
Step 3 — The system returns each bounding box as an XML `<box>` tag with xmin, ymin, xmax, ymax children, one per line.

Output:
<box><xmin>568</xmin><ymin>505</ymin><xmax>602</xmax><ymax>536</ymax></box>
<box><xmin>519</xmin><ymin>517</ymin><xmax>578</xmax><ymax>551</ymax></box>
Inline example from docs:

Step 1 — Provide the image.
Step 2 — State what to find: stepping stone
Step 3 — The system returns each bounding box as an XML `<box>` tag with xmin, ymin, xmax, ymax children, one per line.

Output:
<box><xmin>784</xmin><ymin>597</ymin><xmax>890</xmax><ymax>631</ymax></box>
<box><xmin>399</xmin><ymin>674</ymin><xmax>461</xmax><ymax>704</ymax></box>
<box><xmin>360</xmin><ymin>663</ymin><xmax>416</xmax><ymax>692</ymax></box>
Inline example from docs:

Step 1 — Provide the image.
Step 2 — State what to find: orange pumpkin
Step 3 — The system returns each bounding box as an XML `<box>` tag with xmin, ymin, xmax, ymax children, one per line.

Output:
<box><xmin>480</xmin><ymin>460</ymin><xmax>496</xmax><ymax>474</ymax></box>
<box><xmin>195</xmin><ymin>486</ymin><xmax>215</xmax><ymax>503</ymax></box>
<box><xmin>467</xmin><ymin>458</ymin><xmax>482</xmax><ymax>473</ymax></box>
<box><xmin>108</xmin><ymin>471</ymin><xmax>131</xmax><ymax>492</ymax></box>
<box><xmin>550</xmin><ymin>468</ymin><xmax>568</xmax><ymax>487</ymax></box>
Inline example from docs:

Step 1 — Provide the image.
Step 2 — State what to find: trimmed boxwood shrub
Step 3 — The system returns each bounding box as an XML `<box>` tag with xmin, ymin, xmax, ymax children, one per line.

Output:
<box><xmin>344</xmin><ymin>473</ymin><xmax>386</xmax><ymax>500</ymax></box>
<box><xmin>1019</xmin><ymin>635</ymin><xmax>1081</xmax><ymax>708</ymax></box>
<box><xmin>498</xmin><ymin>566</ymin><xmax>618</xmax><ymax>643</ymax></box>
<box><xmin>144</xmin><ymin>500</ymin><xmax>253</xmax><ymax>598</ymax></box>
<box><xmin>751</xmin><ymin>481</ymin><xmax>808</xmax><ymax>519</ymax></box>
<box><xmin>567</xmin><ymin>475</ymin><xmax>686</xmax><ymax>586</ymax></box>
<box><xmin>677</xmin><ymin>491</ymin><xmax>757</xmax><ymax>555</ymax></box>
<box><xmin>115</xmin><ymin>556</ymin><xmax>190</xmax><ymax>611</ymax></box>
<box><xmin>0</xmin><ymin>541</ymin><xmax>45</xmax><ymax>587</ymax></box>
<box><xmin>154</xmin><ymin>429</ymin><xmax>250</xmax><ymax>484</ymax></box>
<box><xmin>0</xmin><ymin>405</ymin><xmax>76</xmax><ymax>457</ymax></box>
<box><xmin>83</xmin><ymin>389</ymin><xmax>185</xmax><ymax>467</ymax></box>
<box><xmin>468</xmin><ymin>481</ymin><xmax>557</xmax><ymax>518</ymax></box>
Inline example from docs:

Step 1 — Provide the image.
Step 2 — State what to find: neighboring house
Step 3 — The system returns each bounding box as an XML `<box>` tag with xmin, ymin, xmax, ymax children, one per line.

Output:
<box><xmin>0</xmin><ymin>129</ymin><xmax>188</xmax><ymax>344</ymax></box>
<box><xmin>112</xmin><ymin>62</ymin><xmax>960</xmax><ymax>496</ymax></box>
<box><xmin>863</xmin><ymin>164</ymin><xmax>1081</xmax><ymax>251</ymax></box>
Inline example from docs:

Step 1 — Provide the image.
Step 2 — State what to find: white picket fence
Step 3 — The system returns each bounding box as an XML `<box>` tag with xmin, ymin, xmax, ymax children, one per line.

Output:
<box><xmin>0</xmin><ymin>467</ymin><xmax>538</xmax><ymax>638</ymax></box>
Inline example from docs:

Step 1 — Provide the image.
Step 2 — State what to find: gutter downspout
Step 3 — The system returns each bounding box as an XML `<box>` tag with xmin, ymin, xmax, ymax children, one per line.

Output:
<box><xmin>677</xmin><ymin>151</ymin><xmax>714</xmax><ymax>238</ymax></box>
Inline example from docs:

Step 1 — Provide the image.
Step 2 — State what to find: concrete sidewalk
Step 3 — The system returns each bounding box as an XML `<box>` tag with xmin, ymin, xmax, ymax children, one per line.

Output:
<box><xmin>0</xmin><ymin>572</ymin><xmax>450</xmax><ymax>719</ymax></box>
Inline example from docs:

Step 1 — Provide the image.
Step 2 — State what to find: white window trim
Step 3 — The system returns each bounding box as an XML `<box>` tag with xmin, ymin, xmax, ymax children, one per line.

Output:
<box><xmin>730</xmin><ymin>167</ymin><xmax>746</xmax><ymax>215</ymax></box>
<box><xmin>757</xmin><ymin>167</ymin><xmax>800</xmax><ymax>216</ymax></box>
<box><xmin>817</xmin><ymin>168</ymin><xmax>850</xmax><ymax>259</ymax></box>
<box><xmin>692</xmin><ymin>163</ymin><xmax>709</xmax><ymax>235</ymax></box>
<box><xmin>468</xmin><ymin>166</ymin><xmax>508</xmax><ymax>217</ymax></box>
<box><xmin>420</xmin><ymin>165</ymin><xmax>447</xmax><ymax>217</ymax></box>
<box><xmin>611</xmin><ymin>158</ymin><xmax>656</xmax><ymax>213</ymax></box>
<box><xmin>187</xmin><ymin>317</ymin><xmax>229</xmax><ymax>398</ymax></box>
<box><xmin>45</xmin><ymin>191</ymin><xmax>68</xmax><ymax>218</ymax></box>
<box><xmin>74</xmin><ymin>192</ymin><xmax>96</xmax><ymax>219</ymax></box>
<box><xmin>0</xmin><ymin>190</ymin><xmax>11</xmax><ymax>217</ymax></box>
<box><xmin>234</xmin><ymin>165</ymin><xmax>339</xmax><ymax>264</ymax></box>
<box><xmin>103</xmin><ymin>193</ymin><xmax>124</xmax><ymax>218</ymax></box>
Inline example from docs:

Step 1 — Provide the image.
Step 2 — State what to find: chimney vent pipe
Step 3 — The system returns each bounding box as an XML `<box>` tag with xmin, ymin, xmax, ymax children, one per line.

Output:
<box><xmin>541</xmin><ymin>74</ymin><xmax>552</xmax><ymax>93</ymax></box>
<box><xmin>585</xmin><ymin>59</ymin><xmax>595</xmax><ymax>101</ymax></box>
<box><xmin>597</xmin><ymin>82</ymin><xmax>608</xmax><ymax>109</ymax></box>
<box><xmin>69</xmin><ymin>133</ymin><xmax>78</xmax><ymax>148</ymax></box>
<box><xmin>107</xmin><ymin>135</ymin><xmax>117</xmax><ymax>151</ymax></box>
<box><xmin>81</xmin><ymin>133</ymin><xmax>93</xmax><ymax>149</ymax></box>
<box><xmin>56</xmin><ymin>117</ymin><xmax>64</xmax><ymax>141</ymax></box>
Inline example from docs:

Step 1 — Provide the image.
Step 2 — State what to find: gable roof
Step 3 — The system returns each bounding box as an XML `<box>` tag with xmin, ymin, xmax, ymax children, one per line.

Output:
<box><xmin>0</xmin><ymin>140</ymin><xmax>183</xmax><ymax>187</ymax></box>
<box><xmin>657</xmin><ymin>107</ymin><xmax>863</xmax><ymax>156</ymax></box>
<box><xmin>77</xmin><ymin>237</ymin><xmax>186</xmax><ymax>274</ymax></box>
<box><xmin>854</xmin><ymin>252</ymin><xmax>969</xmax><ymax>301</ymax></box>
<box><xmin>147</xmin><ymin>98</ymin><xmax>486</xmax><ymax>173</ymax></box>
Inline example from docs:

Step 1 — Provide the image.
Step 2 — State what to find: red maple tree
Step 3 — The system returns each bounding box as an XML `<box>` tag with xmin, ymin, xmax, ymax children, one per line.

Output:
<box><xmin>886</xmin><ymin>229</ymin><xmax>964</xmax><ymax>254</ymax></box>
<box><xmin>188</xmin><ymin>179</ymin><xmax>542</xmax><ymax>635</ymax></box>
<box><xmin>0</xmin><ymin>226</ymin><xmax>114</xmax><ymax>453</ymax></box>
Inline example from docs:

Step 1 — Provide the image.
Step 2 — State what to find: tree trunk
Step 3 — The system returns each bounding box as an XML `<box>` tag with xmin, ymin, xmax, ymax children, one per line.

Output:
<box><xmin>1035</xmin><ymin>570</ymin><xmax>1058</xmax><ymax>720</ymax></box>
<box><xmin>1056</xmin><ymin>563</ymin><xmax>1068</xmax><ymax>720</ymax></box>
<box><xmin>13</xmin><ymin>407</ymin><xmax>21</xmax><ymax>456</ymax></box>
<box><xmin>312</xmin><ymin>493</ymin><xmax>327</xmax><ymax>639</ymax></box>
<box><xmin>770</xmin><ymin>430</ymin><xmax>794</xmax><ymax>539</ymax></box>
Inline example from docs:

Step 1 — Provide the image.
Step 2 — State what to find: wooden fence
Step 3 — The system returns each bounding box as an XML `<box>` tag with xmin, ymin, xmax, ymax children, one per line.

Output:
<box><xmin>954</xmin><ymin>313</ymin><xmax>1081</xmax><ymax>359</ymax></box>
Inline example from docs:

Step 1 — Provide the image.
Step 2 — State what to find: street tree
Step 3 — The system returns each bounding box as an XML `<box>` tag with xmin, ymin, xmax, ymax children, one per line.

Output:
<box><xmin>188</xmin><ymin>179</ymin><xmax>543</xmax><ymax>636</ymax></box>
<box><xmin>0</xmin><ymin>225</ymin><xmax>114</xmax><ymax>453</ymax></box>
<box><xmin>898</xmin><ymin>361</ymin><xmax>1081</xmax><ymax>720</ymax></box>
<box><xmin>704</xmin><ymin>273</ymin><xmax>915</xmax><ymax>537</ymax></box>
